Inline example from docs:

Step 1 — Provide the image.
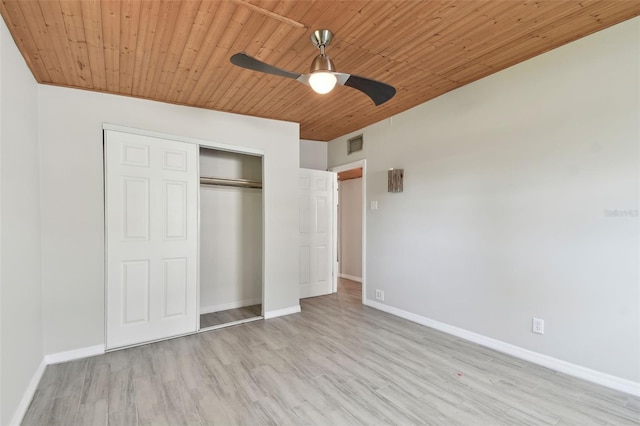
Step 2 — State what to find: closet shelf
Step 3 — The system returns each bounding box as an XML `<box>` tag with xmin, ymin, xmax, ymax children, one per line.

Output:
<box><xmin>200</xmin><ymin>176</ymin><xmax>262</xmax><ymax>189</ymax></box>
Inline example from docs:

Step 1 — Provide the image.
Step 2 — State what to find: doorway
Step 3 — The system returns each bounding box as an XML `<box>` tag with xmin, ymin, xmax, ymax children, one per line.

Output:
<box><xmin>330</xmin><ymin>160</ymin><xmax>366</xmax><ymax>304</ymax></box>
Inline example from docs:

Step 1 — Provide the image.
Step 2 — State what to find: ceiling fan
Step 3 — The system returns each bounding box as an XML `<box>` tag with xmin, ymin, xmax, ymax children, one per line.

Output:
<box><xmin>230</xmin><ymin>29</ymin><xmax>396</xmax><ymax>106</ymax></box>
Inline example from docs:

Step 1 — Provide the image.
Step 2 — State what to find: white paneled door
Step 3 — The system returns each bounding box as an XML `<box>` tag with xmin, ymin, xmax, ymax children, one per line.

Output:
<box><xmin>299</xmin><ymin>169</ymin><xmax>337</xmax><ymax>298</ymax></box>
<box><xmin>105</xmin><ymin>130</ymin><xmax>198</xmax><ymax>349</ymax></box>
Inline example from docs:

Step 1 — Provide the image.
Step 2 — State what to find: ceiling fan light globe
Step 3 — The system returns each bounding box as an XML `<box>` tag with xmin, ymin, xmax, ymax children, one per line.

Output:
<box><xmin>309</xmin><ymin>71</ymin><xmax>337</xmax><ymax>94</ymax></box>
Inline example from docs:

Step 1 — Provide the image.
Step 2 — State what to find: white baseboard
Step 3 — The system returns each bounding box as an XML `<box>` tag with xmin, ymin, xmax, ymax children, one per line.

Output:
<box><xmin>200</xmin><ymin>298</ymin><xmax>262</xmax><ymax>315</ymax></box>
<box><xmin>364</xmin><ymin>299</ymin><xmax>640</xmax><ymax>397</ymax></box>
<box><xmin>45</xmin><ymin>344</ymin><xmax>105</xmax><ymax>365</ymax></box>
<box><xmin>264</xmin><ymin>305</ymin><xmax>301</xmax><ymax>319</ymax></box>
<box><xmin>339</xmin><ymin>273</ymin><xmax>362</xmax><ymax>283</ymax></box>
<box><xmin>9</xmin><ymin>359</ymin><xmax>46</xmax><ymax>426</ymax></box>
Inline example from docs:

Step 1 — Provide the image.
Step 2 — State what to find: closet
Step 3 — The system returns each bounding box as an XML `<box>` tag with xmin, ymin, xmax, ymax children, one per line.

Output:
<box><xmin>198</xmin><ymin>147</ymin><xmax>263</xmax><ymax>329</ymax></box>
<box><xmin>104</xmin><ymin>127</ymin><xmax>264</xmax><ymax>350</ymax></box>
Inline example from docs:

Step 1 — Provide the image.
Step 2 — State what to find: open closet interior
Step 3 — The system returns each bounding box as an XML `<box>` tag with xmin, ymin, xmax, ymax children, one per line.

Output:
<box><xmin>199</xmin><ymin>147</ymin><xmax>263</xmax><ymax>330</ymax></box>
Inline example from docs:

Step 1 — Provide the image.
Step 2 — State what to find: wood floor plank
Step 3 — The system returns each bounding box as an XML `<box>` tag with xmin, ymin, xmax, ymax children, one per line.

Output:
<box><xmin>21</xmin><ymin>278</ymin><xmax>640</xmax><ymax>425</ymax></box>
<box><xmin>74</xmin><ymin>399</ymin><xmax>108</xmax><ymax>426</ymax></box>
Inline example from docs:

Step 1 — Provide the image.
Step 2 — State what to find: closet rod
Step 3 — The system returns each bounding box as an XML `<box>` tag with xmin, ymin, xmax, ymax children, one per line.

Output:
<box><xmin>200</xmin><ymin>176</ymin><xmax>262</xmax><ymax>189</ymax></box>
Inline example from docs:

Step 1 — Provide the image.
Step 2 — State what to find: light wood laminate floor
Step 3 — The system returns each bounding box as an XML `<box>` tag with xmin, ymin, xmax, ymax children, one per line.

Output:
<box><xmin>23</xmin><ymin>279</ymin><xmax>640</xmax><ymax>425</ymax></box>
<box><xmin>200</xmin><ymin>305</ymin><xmax>262</xmax><ymax>329</ymax></box>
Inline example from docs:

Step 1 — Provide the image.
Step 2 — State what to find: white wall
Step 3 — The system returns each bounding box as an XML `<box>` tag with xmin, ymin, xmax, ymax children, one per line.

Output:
<box><xmin>328</xmin><ymin>18</ymin><xmax>640</xmax><ymax>383</ymax></box>
<box><xmin>200</xmin><ymin>149</ymin><xmax>262</xmax><ymax>312</ymax></box>
<box><xmin>0</xmin><ymin>21</ymin><xmax>43</xmax><ymax>425</ymax></box>
<box><xmin>339</xmin><ymin>178</ymin><xmax>362</xmax><ymax>280</ymax></box>
<box><xmin>300</xmin><ymin>139</ymin><xmax>328</xmax><ymax>170</ymax></box>
<box><xmin>38</xmin><ymin>86</ymin><xmax>299</xmax><ymax>355</ymax></box>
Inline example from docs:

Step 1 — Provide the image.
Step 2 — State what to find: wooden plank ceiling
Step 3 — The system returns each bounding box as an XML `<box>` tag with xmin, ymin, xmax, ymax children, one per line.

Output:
<box><xmin>1</xmin><ymin>1</ymin><xmax>639</xmax><ymax>141</ymax></box>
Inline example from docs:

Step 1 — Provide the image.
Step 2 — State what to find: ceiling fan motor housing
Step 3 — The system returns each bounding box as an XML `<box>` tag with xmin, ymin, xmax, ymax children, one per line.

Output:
<box><xmin>310</xmin><ymin>54</ymin><xmax>335</xmax><ymax>73</ymax></box>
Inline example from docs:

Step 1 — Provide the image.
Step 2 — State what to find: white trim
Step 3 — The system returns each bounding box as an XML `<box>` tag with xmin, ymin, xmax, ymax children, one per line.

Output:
<box><xmin>339</xmin><ymin>273</ymin><xmax>362</xmax><ymax>283</ymax></box>
<box><xmin>200</xmin><ymin>298</ymin><xmax>262</xmax><ymax>315</ymax></box>
<box><xmin>45</xmin><ymin>344</ymin><xmax>105</xmax><ymax>365</ymax></box>
<box><xmin>264</xmin><ymin>305</ymin><xmax>301</xmax><ymax>319</ymax></box>
<box><xmin>9</xmin><ymin>359</ymin><xmax>46</xmax><ymax>426</ymax></box>
<box><xmin>331</xmin><ymin>173</ymin><xmax>340</xmax><ymax>293</ymax></box>
<box><xmin>364</xmin><ymin>299</ymin><xmax>640</xmax><ymax>397</ymax></box>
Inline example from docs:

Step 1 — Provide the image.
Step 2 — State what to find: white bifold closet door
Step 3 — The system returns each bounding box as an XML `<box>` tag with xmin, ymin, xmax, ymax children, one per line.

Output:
<box><xmin>105</xmin><ymin>130</ymin><xmax>198</xmax><ymax>349</ymax></box>
<box><xmin>299</xmin><ymin>169</ymin><xmax>336</xmax><ymax>298</ymax></box>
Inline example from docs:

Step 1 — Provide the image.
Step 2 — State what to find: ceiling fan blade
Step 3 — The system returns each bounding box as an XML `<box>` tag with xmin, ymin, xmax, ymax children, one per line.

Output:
<box><xmin>230</xmin><ymin>53</ymin><xmax>301</xmax><ymax>80</ymax></box>
<box><xmin>341</xmin><ymin>74</ymin><xmax>396</xmax><ymax>106</ymax></box>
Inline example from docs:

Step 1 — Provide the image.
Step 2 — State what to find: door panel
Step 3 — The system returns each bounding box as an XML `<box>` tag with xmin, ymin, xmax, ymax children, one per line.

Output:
<box><xmin>299</xmin><ymin>169</ymin><xmax>336</xmax><ymax>299</ymax></box>
<box><xmin>163</xmin><ymin>258</ymin><xmax>188</xmax><ymax>318</ymax></box>
<box><xmin>122</xmin><ymin>260</ymin><xmax>150</xmax><ymax>324</ymax></box>
<box><xmin>105</xmin><ymin>130</ymin><xmax>198</xmax><ymax>349</ymax></box>
<box><xmin>164</xmin><ymin>181</ymin><xmax>187</xmax><ymax>239</ymax></box>
<box><xmin>123</xmin><ymin>178</ymin><xmax>150</xmax><ymax>240</ymax></box>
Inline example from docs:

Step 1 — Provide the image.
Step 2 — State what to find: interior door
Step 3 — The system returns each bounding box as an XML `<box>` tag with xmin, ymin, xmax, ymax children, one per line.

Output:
<box><xmin>105</xmin><ymin>129</ymin><xmax>198</xmax><ymax>349</ymax></box>
<box><xmin>299</xmin><ymin>169</ymin><xmax>336</xmax><ymax>298</ymax></box>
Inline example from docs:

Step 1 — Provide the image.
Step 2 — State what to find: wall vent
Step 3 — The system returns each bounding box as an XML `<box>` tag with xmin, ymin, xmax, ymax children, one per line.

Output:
<box><xmin>347</xmin><ymin>135</ymin><xmax>363</xmax><ymax>155</ymax></box>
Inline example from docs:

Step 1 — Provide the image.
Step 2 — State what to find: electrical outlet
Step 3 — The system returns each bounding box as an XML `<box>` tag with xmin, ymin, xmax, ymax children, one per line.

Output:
<box><xmin>532</xmin><ymin>317</ymin><xmax>545</xmax><ymax>335</ymax></box>
<box><xmin>375</xmin><ymin>289</ymin><xmax>385</xmax><ymax>301</ymax></box>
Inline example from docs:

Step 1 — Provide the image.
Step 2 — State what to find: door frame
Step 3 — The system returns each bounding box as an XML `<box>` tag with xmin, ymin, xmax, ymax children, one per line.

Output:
<box><xmin>103</xmin><ymin>123</ymin><xmax>266</xmax><ymax>348</ymax></box>
<box><xmin>329</xmin><ymin>159</ymin><xmax>366</xmax><ymax>305</ymax></box>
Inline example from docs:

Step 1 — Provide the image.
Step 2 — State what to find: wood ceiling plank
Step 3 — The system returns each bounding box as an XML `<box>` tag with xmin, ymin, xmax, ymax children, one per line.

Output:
<box><xmin>410</xmin><ymin>2</ymin><xmax>600</xmax><ymax>75</ymax></box>
<box><xmin>230</xmin><ymin>0</ymin><xmax>306</xmax><ymax>29</ymax></box>
<box><xmin>165</xmin><ymin>0</ymin><xmax>220</xmax><ymax>103</ymax></box>
<box><xmin>79</xmin><ymin>0</ymin><xmax>108</xmax><ymax>91</ymax></box>
<box><xmin>268</xmin><ymin>0</ymin><xmax>317</xmax><ymax>29</ymax></box>
<box><xmin>336</xmin><ymin>0</ymin><xmax>405</xmax><ymax>45</ymax></box>
<box><xmin>118</xmin><ymin>0</ymin><xmax>142</xmax><ymax>95</ymax></box>
<box><xmin>152</xmin><ymin>0</ymin><xmax>203</xmax><ymax>100</ymax></box>
<box><xmin>37</xmin><ymin>0</ymin><xmax>84</xmax><ymax>87</ymax></box>
<box><xmin>130</xmin><ymin>0</ymin><xmax>160</xmax><ymax>97</ymax></box>
<box><xmin>170</xmin><ymin>1</ymin><xmax>233</xmax><ymax>105</ymax></box>
<box><xmin>253</xmin><ymin>0</ymin><xmax>312</xmax><ymax>60</ymax></box>
<box><xmin>100</xmin><ymin>0</ymin><xmax>121</xmax><ymax>92</ymax></box>
<box><xmin>144</xmin><ymin>0</ymin><xmax>185</xmax><ymax>99</ymax></box>
<box><xmin>137</xmin><ymin>0</ymin><xmax>175</xmax><ymax>97</ymax></box>
<box><xmin>184</xmin><ymin>3</ymin><xmax>251</xmax><ymax>105</ymax></box>
<box><xmin>454</xmin><ymin>2</ymin><xmax>640</xmax><ymax>82</ymax></box>
<box><xmin>16</xmin><ymin>0</ymin><xmax>68</xmax><ymax>84</ymax></box>
<box><xmin>196</xmin><ymin>11</ymin><xmax>270</xmax><ymax>108</ymax></box>
<box><xmin>57</xmin><ymin>1</ymin><xmax>93</xmax><ymax>88</ymax></box>
<box><xmin>0</xmin><ymin>0</ymin><xmax>49</xmax><ymax>82</ymax></box>
<box><xmin>531</xmin><ymin>2</ymin><xmax>640</xmax><ymax>42</ymax></box>
<box><xmin>381</xmin><ymin>1</ymin><xmax>490</xmax><ymax>63</ymax></box>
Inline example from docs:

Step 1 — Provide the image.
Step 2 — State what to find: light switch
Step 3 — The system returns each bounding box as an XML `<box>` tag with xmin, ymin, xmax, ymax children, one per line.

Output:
<box><xmin>370</xmin><ymin>201</ymin><xmax>378</xmax><ymax>210</ymax></box>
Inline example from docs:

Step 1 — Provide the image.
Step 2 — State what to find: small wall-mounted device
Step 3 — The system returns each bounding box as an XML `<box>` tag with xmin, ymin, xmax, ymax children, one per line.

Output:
<box><xmin>388</xmin><ymin>168</ymin><xmax>404</xmax><ymax>193</ymax></box>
